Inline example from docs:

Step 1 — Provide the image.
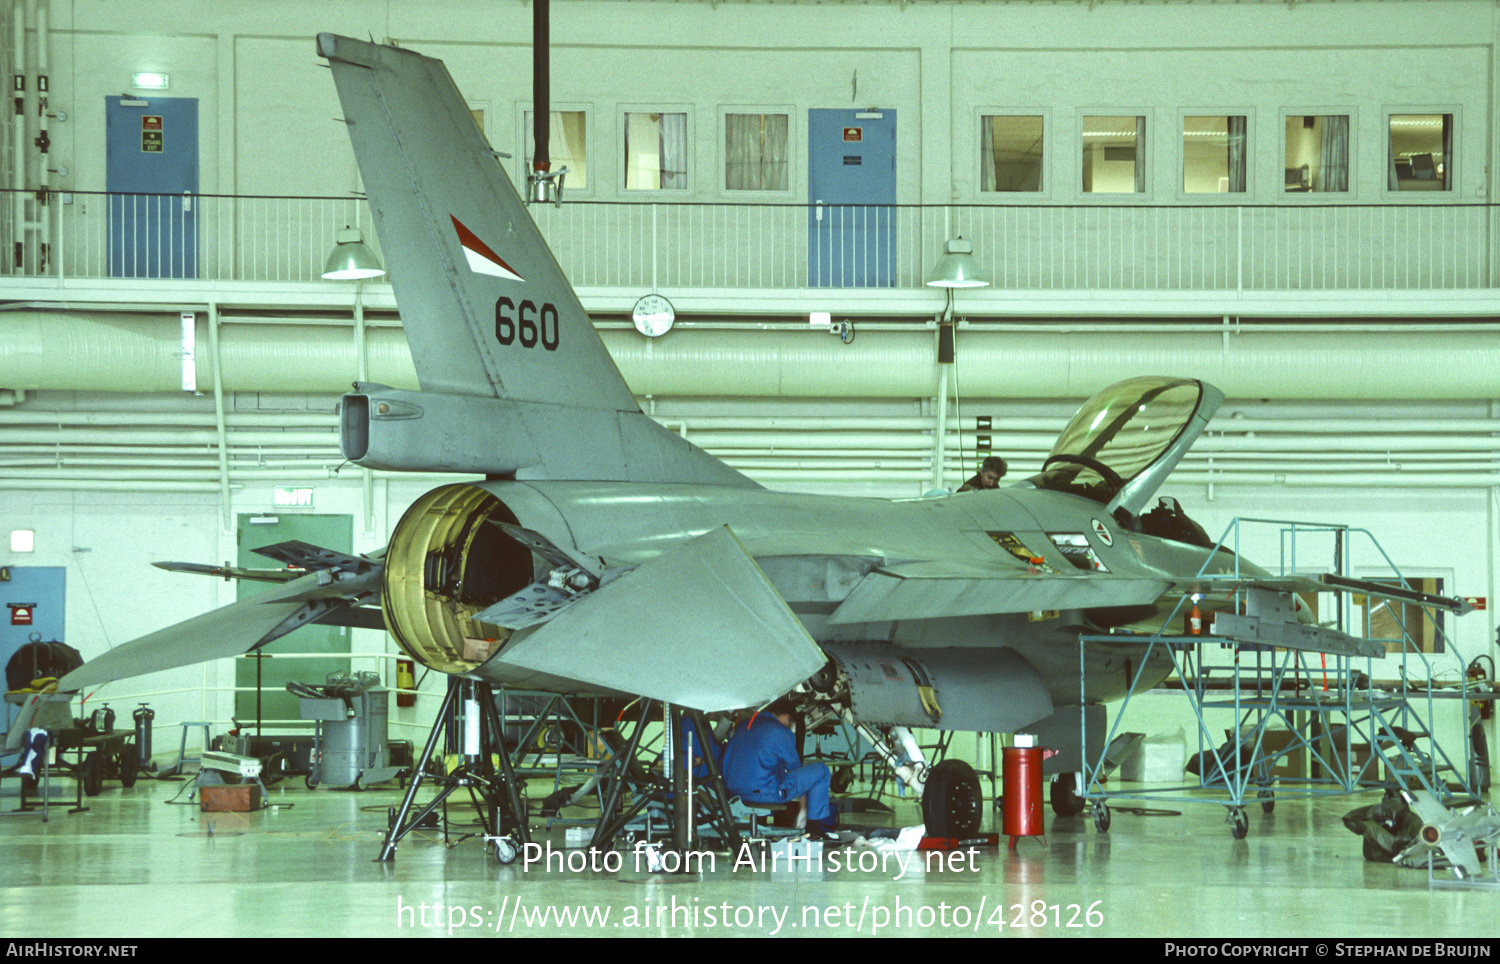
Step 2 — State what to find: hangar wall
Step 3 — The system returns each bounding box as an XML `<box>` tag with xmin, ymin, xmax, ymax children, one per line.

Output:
<box><xmin>15</xmin><ymin>0</ymin><xmax>1497</xmax><ymax>204</ymax></box>
<box><xmin>1</xmin><ymin>0</ymin><xmax>1496</xmax><ymax>749</ymax></box>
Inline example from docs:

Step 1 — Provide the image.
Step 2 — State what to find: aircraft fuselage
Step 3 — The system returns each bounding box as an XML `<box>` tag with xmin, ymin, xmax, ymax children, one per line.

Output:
<box><xmin>404</xmin><ymin>478</ymin><xmax>1255</xmax><ymax>716</ymax></box>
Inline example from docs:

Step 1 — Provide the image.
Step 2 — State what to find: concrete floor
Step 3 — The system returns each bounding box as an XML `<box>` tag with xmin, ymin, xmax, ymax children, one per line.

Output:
<box><xmin>1</xmin><ymin>767</ymin><xmax>1495</xmax><ymax>940</ymax></box>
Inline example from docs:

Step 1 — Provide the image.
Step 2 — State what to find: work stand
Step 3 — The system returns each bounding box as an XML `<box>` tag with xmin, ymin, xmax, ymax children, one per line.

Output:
<box><xmin>1077</xmin><ymin>516</ymin><xmax>1485</xmax><ymax>841</ymax></box>
<box><xmin>377</xmin><ymin>677</ymin><xmax>530</xmax><ymax>862</ymax></box>
<box><xmin>587</xmin><ymin>700</ymin><xmax>743</xmax><ymax>859</ymax></box>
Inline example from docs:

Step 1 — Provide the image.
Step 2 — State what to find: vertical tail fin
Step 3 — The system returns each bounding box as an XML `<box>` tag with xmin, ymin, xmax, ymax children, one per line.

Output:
<box><xmin>318</xmin><ymin>34</ymin><xmax>751</xmax><ymax>486</ymax></box>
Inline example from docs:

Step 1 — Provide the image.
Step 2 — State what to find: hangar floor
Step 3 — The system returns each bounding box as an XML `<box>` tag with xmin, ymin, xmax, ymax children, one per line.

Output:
<box><xmin>1</xmin><ymin>772</ymin><xmax>1494</xmax><ymax>940</ymax></box>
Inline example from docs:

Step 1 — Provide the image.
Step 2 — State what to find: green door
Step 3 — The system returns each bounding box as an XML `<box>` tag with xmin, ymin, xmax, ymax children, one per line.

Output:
<box><xmin>235</xmin><ymin>514</ymin><xmax>354</xmax><ymax>727</ymax></box>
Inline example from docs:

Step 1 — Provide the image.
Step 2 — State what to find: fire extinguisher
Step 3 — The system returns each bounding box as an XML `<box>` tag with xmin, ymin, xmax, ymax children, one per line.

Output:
<box><xmin>1002</xmin><ymin>734</ymin><xmax>1055</xmax><ymax>849</ymax></box>
<box><xmin>396</xmin><ymin>658</ymin><xmax>415</xmax><ymax>707</ymax></box>
<box><xmin>1469</xmin><ymin>654</ymin><xmax>1494</xmax><ymax>722</ymax></box>
<box><xmin>132</xmin><ymin>703</ymin><xmax>155</xmax><ymax>772</ymax></box>
<box><xmin>1467</xmin><ymin>655</ymin><xmax>1493</xmax><ymax>792</ymax></box>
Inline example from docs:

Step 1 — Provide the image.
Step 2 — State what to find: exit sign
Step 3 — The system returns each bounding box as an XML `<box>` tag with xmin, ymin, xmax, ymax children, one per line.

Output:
<box><xmin>273</xmin><ymin>487</ymin><xmax>313</xmax><ymax>508</ymax></box>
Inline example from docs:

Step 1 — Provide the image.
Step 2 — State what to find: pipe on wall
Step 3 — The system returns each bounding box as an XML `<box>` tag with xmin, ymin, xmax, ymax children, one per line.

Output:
<box><xmin>5</xmin><ymin>310</ymin><xmax>1500</xmax><ymax>401</ymax></box>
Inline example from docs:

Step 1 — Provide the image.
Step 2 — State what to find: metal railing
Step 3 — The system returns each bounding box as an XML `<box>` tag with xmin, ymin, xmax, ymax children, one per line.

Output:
<box><xmin>3</xmin><ymin>189</ymin><xmax>1495</xmax><ymax>291</ymax></box>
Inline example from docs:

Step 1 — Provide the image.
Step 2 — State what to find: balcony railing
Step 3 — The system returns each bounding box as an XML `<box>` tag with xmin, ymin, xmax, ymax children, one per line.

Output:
<box><xmin>3</xmin><ymin>189</ymin><xmax>1495</xmax><ymax>292</ymax></box>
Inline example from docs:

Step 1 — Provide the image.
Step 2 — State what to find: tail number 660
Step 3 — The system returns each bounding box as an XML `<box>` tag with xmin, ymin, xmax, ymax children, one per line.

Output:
<box><xmin>495</xmin><ymin>298</ymin><xmax>560</xmax><ymax>351</ymax></box>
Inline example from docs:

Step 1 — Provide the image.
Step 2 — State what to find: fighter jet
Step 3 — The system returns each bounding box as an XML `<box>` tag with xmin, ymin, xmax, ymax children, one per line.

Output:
<box><xmin>57</xmin><ymin>34</ymin><xmax>1430</xmax><ymax>836</ymax></box>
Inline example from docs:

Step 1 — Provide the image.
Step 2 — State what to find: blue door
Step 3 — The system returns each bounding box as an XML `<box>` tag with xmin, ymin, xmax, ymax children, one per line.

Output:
<box><xmin>1</xmin><ymin>567</ymin><xmax>66</xmax><ymax>751</ymax></box>
<box><xmin>106</xmin><ymin>96</ymin><xmax>198</xmax><ymax>278</ymax></box>
<box><xmin>808</xmin><ymin>109</ymin><xmax>896</xmax><ymax>287</ymax></box>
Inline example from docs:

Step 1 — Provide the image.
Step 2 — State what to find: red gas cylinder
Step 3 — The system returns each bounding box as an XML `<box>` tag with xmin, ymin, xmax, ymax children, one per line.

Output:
<box><xmin>1003</xmin><ymin>735</ymin><xmax>1046</xmax><ymax>848</ymax></box>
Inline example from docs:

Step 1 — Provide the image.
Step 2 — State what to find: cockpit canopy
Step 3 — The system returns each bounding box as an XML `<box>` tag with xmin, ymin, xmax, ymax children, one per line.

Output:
<box><xmin>1031</xmin><ymin>376</ymin><xmax>1222</xmax><ymax>517</ymax></box>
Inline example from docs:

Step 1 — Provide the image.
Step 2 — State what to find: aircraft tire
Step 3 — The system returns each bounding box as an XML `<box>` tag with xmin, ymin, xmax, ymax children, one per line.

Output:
<box><xmin>922</xmin><ymin>759</ymin><xmax>983</xmax><ymax>838</ymax></box>
<box><xmin>1050</xmin><ymin>773</ymin><xmax>1086</xmax><ymax>817</ymax></box>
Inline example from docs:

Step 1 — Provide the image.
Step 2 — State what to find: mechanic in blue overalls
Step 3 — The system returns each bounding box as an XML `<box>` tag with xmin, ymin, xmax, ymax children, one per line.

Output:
<box><xmin>722</xmin><ymin>698</ymin><xmax>835</xmax><ymax>836</ymax></box>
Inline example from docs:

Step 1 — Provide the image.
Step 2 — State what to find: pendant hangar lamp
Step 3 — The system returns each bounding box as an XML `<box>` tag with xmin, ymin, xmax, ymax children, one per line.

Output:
<box><xmin>322</xmin><ymin>226</ymin><xmax>387</xmax><ymax>280</ymax></box>
<box><xmin>926</xmin><ymin>236</ymin><xmax>989</xmax><ymax>289</ymax></box>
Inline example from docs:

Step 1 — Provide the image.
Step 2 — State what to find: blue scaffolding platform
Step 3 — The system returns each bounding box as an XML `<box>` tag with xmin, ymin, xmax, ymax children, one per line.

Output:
<box><xmin>1076</xmin><ymin>517</ymin><xmax>1487</xmax><ymax>840</ymax></box>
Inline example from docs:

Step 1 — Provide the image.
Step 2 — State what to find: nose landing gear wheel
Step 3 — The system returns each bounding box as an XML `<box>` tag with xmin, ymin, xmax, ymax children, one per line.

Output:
<box><xmin>1050</xmin><ymin>773</ymin><xmax>1086</xmax><ymax>817</ymax></box>
<box><xmin>921</xmin><ymin>759</ymin><xmax>983</xmax><ymax>838</ymax></box>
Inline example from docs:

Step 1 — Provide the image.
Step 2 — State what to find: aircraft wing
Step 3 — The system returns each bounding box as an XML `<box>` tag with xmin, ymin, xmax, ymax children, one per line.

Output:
<box><xmin>57</xmin><ymin>567</ymin><xmax>382</xmax><ymax>692</ymax></box>
<box><xmin>485</xmin><ymin>527</ymin><xmax>827</xmax><ymax>713</ymax></box>
<box><xmin>1172</xmin><ymin>573</ymin><xmax>1473</xmax><ymax>659</ymax></box>
<box><xmin>828</xmin><ymin>560</ymin><xmax>1171</xmax><ymax>625</ymax></box>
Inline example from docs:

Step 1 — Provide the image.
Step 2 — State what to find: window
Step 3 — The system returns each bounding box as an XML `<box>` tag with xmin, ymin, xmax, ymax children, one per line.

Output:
<box><xmin>1082</xmin><ymin>116</ymin><xmax>1145</xmax><ymax>194</ymax></box>
<box><xmin>524</xmin><ymin>110</ymin><xmax>588</xmax><ymax>190</ymax></box>
<box><xmin>981</xmin><ymin>115</ymin><xmax>1043</xmax><ymax>192</ymax></box>
<box><xmin>624</xmin><ymin>111</ymin><xmax>688</xmax><ymax>190</ymax></box>
<box><xmin>725</xmin><ymin>113</ymin><xmax>788</xmax><ymax>192</ymax></box>
<box><xmin>1388</xmin><ymin>113</ymin><xmax>1452</xmax><ymax>192</ymax></box>
<box><xmin>1182</xmin><ymin>115</ymin><xmax>1246</xmax><ymax>194</ymax></box>
<box><xmin>1284</xmin><ymin>115</ymin><xmax>1349</xmax><ymax>193</ymax></box>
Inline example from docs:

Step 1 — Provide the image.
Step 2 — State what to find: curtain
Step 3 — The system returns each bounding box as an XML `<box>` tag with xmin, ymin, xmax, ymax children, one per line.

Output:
<box><xmin>1388</xmin><ymin>122</ymin><xmax>1401</xmax><ymax>191</ymax></box>
<box><xmin>1133</xmin><ymin>116</ymin><xmax>1146</xmax><ymax>193</ymax></box>
<box><xmin>1320</xmin><ymin>115</ymin><xmax>1349</xmax><ymax>192</ymax></box>
<box><xmin>726</xmin><ymin>113</ymin><xmax>788</xmax><ymax>191</ymax></box>
<box><xmin>525</xmin><ymin>111</ymin><xmax>587</xmax><ymax>189</ymax></box>
<box><xmin>1441</xmin><ymin>113</ymin><xmax>1452</xmax><ymax>190</ymax></box>
<box><xmin>553</xmin><ymin>111</ymin><xmax>583</xmax><ymax>188</ymax></box>
<box><xmin>981</xmin><ymin>117</ymin><xmax>997</xmax><ymax>192</ymax></box>
<box><xmin>658</xmin><ymin>113</ymin><xmax>688</xmax><ymax>190</ymax></box>
<box><xmin>1227</xmin><ymin>116</ymin><xmax>1246</xmax><ymax>193</ymax></box>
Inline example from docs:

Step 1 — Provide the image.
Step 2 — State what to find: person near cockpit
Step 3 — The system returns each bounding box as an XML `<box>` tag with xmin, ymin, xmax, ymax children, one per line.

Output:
<box><xmin>958</xmin><ymin>456</ymin><xmax>1007</xmax><ymax>492</ymax></box>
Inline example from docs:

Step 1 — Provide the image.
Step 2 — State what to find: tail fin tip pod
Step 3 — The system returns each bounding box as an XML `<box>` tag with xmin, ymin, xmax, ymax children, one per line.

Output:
<box><xmin>317</xmin><ymin>33</ymin><xmax>753</xmax><ymax>487</ymax></box>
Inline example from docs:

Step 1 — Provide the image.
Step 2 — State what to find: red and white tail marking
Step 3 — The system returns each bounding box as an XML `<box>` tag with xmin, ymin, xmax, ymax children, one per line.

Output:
<box><xmin>451</xmin><ymin>215</ymin><xmax>524</xmax><ymax>282</ymax></box>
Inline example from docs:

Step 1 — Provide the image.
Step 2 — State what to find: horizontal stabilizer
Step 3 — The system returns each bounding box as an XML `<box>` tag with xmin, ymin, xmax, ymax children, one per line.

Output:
<box><xmin>829</xmin><ymin>560</ymin><xmax>1170</xmax><ymax>625</ymax></box>
<box><xmin>151</xmin><ymin>561</ymin><xmax>302</xmax><ymax>583</ymax></box>
<box><xmin>252</xmin><ymin>540</ymin><xmax>381</xmax><ymax>574</ymax></box>
<box><xmin>58</xmin><ymin>568</ymin><xmax>381</xmax><ymax>691</ymax></box>
<box><xmin>489</xmin><ymin>527</ymin><xmax>825</xmax><ymax>712</ymax></box>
